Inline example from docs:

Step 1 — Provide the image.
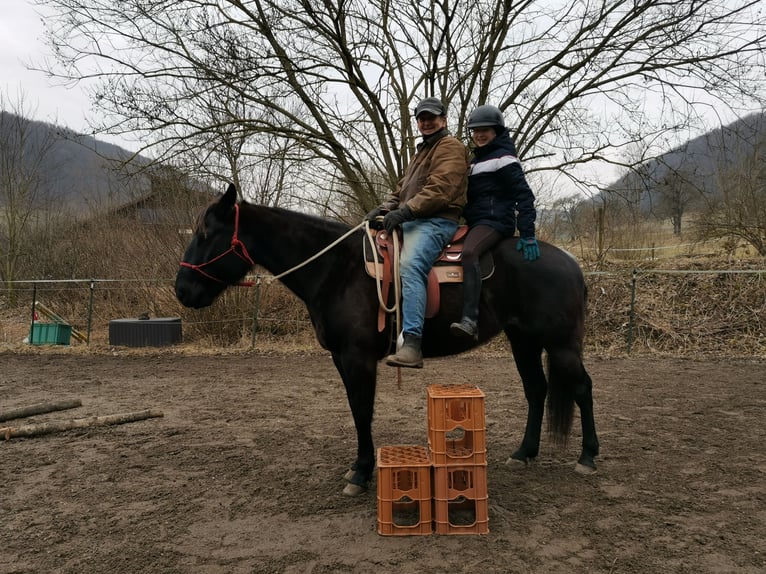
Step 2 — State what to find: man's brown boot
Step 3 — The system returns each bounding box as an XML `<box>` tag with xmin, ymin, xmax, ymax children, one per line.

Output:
<box><xmin>385</xmin><ymin>333</ymin><xmax>423</xmax><ymax>368</ymax></box>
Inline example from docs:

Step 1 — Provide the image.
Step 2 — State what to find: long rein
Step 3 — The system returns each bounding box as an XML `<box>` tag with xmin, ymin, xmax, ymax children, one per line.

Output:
<box><xmin>185</xmin><ymin>207</ymin><xmax>402</xmax><ymax>327</ymax></box>
<box><xmin>260</xmin><ymin>218</ymin><xmax>404</xmax><ymax>386</ymax></box>
<box><xmin>269</xmin><ymin>220</ymin><xmax>402</xmax><ymax>335</ymax></box>
<box><xmin>269</xmin><ymin>221</ymin><xmax>364</xmax><ymax>281</ymax></box>
<box><xmin>181</xmin><ymin>208</ymin><xmax>404</xmax><ymax>385</ymax></box>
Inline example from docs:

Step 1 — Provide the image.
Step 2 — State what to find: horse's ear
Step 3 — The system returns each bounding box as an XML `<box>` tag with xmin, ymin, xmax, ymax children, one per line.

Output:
<box><xmin>221</xmin><ymin>183</ymin><xmax>238</xmax><ymax>207</ymax></box>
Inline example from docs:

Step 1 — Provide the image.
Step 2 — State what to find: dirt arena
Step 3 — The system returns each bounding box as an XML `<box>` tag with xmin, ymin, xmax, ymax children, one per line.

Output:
<box><xmin>1</xmin><ymin>349</ymin><xmax>764</xmax><ymax>573</ymax></box>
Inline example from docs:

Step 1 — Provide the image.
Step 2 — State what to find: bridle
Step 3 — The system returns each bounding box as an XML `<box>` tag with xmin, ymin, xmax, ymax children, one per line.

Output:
<box><xmin>180</xmin><ymin>201</ymin><xmax>367</xmax><ymax>288</ymax></box>
<box><xmin>179</xmin><ymin>203</ymin><xmax>256</xmax><ymax>287</ymax></box>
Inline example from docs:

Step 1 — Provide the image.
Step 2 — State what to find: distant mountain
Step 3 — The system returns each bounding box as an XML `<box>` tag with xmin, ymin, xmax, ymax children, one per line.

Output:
<box><xmin>5</xmin><ymin>109</ymin><xmax>763</xmax><ymax>218</ymax></box>
<box><xmin>0</xmin><ymin>112</ymin><xmax>151</xmax><ymax>213</ymax></box>
<box><xmin>608</xmin><ymin>111</ymin><xmax>766</xmax><ymax>209</ymax></box>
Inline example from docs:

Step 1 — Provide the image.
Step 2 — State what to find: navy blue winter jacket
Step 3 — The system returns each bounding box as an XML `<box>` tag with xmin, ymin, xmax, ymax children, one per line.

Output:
<box><xmin>463</xmin><ymin>129</ymin><xmax>536</xmax><ymax>238</ymax></box>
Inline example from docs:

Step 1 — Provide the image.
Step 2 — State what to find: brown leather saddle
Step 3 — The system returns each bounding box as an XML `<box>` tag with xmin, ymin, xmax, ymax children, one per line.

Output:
<box><xmin>363</xmin><ymin>225</ymin><xmax>493</xmax><ymax>331</ymax></box>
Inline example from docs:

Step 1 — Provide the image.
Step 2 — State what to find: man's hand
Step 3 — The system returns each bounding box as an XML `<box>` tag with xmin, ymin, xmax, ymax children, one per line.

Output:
<box><xmin>364</xmin><ymin>206</ymin><xmax>387</xmax><ymax>221</ymax></box>
<box><xmin>383</xmin><ymin>206</ymin><xmax>414</xmax><ymax>234</ymax></box>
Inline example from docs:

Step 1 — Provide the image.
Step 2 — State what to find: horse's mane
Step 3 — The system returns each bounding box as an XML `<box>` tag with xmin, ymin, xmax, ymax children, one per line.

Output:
<box><xmin>195</xmin><ymin>196</ymin><xmax>354</xmax><ymax>239</ymax></box>
<box><xmin>240</xmin><ymin>201</ymin><xmax>354</xmax><ymax>236</ymax></box>
<box><xmin>194</xmin><ymin>198</ymin><xmax>217</xmax><ymax>238</ymax></box>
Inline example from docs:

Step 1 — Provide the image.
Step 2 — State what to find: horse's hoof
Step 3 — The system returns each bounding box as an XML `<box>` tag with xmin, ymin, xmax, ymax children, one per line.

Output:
<box><xmin>343</xmin><ymin>468</ymin><xmax>355</xmax><ymax>482</ymax></box>
<box><xmin>575</xmin><ymin>462</ymin><xmax>597</xmax><ymax>475</ymax></box>
<box><xmin>505</xmin><ymin>456</ymin><xmax>531</xmax><ymax>468</ymax></box>
<box><xmin>342</xmin><ymin>482</ymin><xmax>368</xmax><ymax>497</ymax></box>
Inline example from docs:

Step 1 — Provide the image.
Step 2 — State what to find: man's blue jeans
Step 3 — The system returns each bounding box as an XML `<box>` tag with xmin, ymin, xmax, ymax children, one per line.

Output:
<box><xmin>399</xmin><ymin>217</ymin><xmax>459</xmax><ymax>338</ymax></box>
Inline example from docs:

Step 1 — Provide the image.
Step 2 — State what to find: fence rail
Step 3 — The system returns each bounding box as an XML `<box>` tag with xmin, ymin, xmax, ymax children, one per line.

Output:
<box><xmin>3</xmin><ymin>269</ymin><xmax>765</xmax><ymax>356</ymax></box>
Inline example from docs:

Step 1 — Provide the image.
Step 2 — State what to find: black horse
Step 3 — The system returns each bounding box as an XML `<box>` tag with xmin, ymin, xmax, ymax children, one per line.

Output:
<box><xmin>175</xmin><ymin>184</ymin><xmax>599</xmax><ymax>495</ymax></box>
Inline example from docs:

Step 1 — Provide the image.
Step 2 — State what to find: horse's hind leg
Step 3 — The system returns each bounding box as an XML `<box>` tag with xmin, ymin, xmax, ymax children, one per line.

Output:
<box><xmin>573</xmin><ymin>370</ymin><xmax>599</xmax><ymax>473</ymax></box>
<box><xmin>506</xmin><ymin>329</ymin><xmax>547</xmax><ymax>465</ymax></box>
<box><xmin>331</xmin><ymin>350</ymin><xmax>377</xmax><ymax>496</ymax></box>
<box><xmin>547</xmin><ymin>347</ymin><xmax>599</xmax><ymax>473</ymax></box>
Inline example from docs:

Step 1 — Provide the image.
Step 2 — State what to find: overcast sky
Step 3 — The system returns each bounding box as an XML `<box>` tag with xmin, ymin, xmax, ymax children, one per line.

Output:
<box><xmin>2</xmin><ymin>0</ymin><xmax>757</xmax><ymax>192</ymax></box>
<box><xmin>1</xmin><ymin>0</ymin><xmax>136</xmax><ymax>150</ymax></box>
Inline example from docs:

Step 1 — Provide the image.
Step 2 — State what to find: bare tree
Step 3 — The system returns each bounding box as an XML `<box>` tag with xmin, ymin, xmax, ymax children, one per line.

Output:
<box><xmin>35</xmin><ymin>0</ymin><xmax>766</xmax><ymax>211</ymax></box>
<box><xmin>607</xmin><ymin>144</ymin><xmax>653</xmax><ymax>229</ymax></box>
<box><xmin>546</xmin><ymin>193</ymin><xmax>585</xmax><ymax>243</ymax></box>
<box><xmin>653</xmin><ymin>167</ymin><xmax>700</xmax><ymax>235</ymax></box>
<box><xmin>0</xmin><ymin>93</ymin><xmax>60</xmax><ymax>302</ymax></box>
<box><xmin>694</xmin><ymin>136</ymin><xmax>766</xmax><ymax>255</ymax></box>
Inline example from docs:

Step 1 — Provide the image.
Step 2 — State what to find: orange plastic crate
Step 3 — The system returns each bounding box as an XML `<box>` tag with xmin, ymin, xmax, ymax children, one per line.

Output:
<box><xmin>433</xmin><ymin>464</ymin><xmax>488</xmax><ymax>501</ymax></box>
<box><xmin>428</xmin><ymin>427</ymin><xmax>487</xmax><ymax>466</ymax></box>
<box><xmin>433</xmin><ymin>496</ymin><xmax>489</xmax><ymax>535</ymax></box>
<box><xmin>377</xmin><ymin>446</ymin><xmax>433</xmax><ymax>536</ymax></box>
<box><xmin>427</xmin><ymin>384</ymin><xmax>486</xmax><ymax>432</ymax></box>
<box><xmin>427</xmin><ymin>384</ymin><xmax>487</xmax><ymax>466</ymax></box>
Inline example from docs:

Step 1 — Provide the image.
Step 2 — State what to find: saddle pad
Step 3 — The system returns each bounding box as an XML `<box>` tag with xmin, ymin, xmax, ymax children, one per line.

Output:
<box><xmin>363</xmin><ymin>231</ymin><xmax>494</xmax><ymax>282</ymax></box>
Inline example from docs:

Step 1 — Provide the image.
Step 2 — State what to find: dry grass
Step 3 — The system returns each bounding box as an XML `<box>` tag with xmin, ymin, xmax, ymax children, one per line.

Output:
<box><xmin>3</xmin><ymin>252</ymin><xmax>765</xmax><ymax>359</ymax></box>
<box><xmin>584</xmin><ymin>255</ymin><xmax>766</xmax><ymax>357</ymax></box>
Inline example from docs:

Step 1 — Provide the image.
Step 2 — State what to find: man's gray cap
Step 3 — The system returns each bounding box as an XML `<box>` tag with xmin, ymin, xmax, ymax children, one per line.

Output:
<box><xmin>414</xmin><ymin>97</ymin><xmax>446</xmax><ymax>118</ymax></box>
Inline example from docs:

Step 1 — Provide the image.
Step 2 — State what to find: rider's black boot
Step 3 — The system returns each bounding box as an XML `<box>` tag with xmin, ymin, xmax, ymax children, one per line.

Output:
<box><xmin>450</xmin><ymin>262</ymin><xmax>481</xmax><ymax>341</ymax></box>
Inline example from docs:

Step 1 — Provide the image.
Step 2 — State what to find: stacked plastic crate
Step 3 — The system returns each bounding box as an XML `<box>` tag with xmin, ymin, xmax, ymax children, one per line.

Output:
<box><xmin>376</xmin><ymin>383</ymin><xmax>489</xmax><ymax>536</ymax></box>
<box><xmin>427</xmin><ymin>383</ymin><xmax>489</xmax><ymax>535</ymax></box>
<box><xmin>376</xmin><ymin>445</ymin><xmax>433</xmax><ymax>535</ymax></box>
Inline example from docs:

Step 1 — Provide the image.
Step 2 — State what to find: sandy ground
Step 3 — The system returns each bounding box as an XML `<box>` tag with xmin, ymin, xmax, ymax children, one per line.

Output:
<box><xmin>1</xmin><ymin>350</ymin><xmax>765</xmax><ymax>573</ymax></box>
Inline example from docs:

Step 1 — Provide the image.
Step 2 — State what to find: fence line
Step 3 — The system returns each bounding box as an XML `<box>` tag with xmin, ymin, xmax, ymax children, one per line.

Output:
<box><xmin>632</xmin><ymin>268</ymin><xmax>766</xmax><ymax>275</ymax></box>
<box><xmin>579</xmin><ymin>243</ymin><xmax>699</xmax><ymax>252</ymax></box>
<box><xmin>8</xmin><ymin>268</ymin><xmax>765</xmax><ymax>285</ymax></box>
<box><xmin>4</xmin><ymin>269</ymin><xmax>765</xmax><ymax>353</ymax></box>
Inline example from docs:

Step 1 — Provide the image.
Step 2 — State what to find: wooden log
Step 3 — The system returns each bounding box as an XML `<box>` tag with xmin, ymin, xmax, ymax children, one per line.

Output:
<box><xmin>1</xmin><ymin>409</ymin><xmax>164</xmax><ymax>440</ymax></box>
<box><xmin>0</xmin><ymin>399</ymin><xmax>83</xmax><ymax>423</ymax></box>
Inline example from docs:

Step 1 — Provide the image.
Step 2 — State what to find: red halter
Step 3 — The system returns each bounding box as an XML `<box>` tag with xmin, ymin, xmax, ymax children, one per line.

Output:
<box><xmin>179</xmin><ymin>203</ymin><xmax>255</xmax><ymax>287</ymax></box>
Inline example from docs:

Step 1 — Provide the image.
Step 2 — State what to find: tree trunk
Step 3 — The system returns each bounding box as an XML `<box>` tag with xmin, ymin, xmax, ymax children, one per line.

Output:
<box><xmin>1</xmin><ymin>410</ymin><xmax>164</xmax><ymax>440</ymax></box>
<box><xmin>0</xmin><ymin>399</ymin><xmax>82</xmax><ymax>423</ymax></box>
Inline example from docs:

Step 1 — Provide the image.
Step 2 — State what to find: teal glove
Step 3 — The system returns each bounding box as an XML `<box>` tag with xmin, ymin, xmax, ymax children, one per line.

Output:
<box><xmin>516</xmin><ymin>237</ymin><xmax>540</xmax><ymax>261</ymax></box>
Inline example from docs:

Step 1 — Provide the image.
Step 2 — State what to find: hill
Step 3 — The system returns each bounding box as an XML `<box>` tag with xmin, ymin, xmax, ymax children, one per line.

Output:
<box><xmin>0</xmin><ymin>111</ymin><xmax>151</xmax><ymax>213</ymax></box>
<box><xmin>609</xmin><ymin>110</ymin><xmax>766</xmax><ymax>209</ymax></box>
<box><xmin>4</xmin><ymin>109</ymin><xmax>764</xmax><ymax>216</ymax></box>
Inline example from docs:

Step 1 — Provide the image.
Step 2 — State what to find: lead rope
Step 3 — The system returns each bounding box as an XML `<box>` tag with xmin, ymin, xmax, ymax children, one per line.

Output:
<box><xmin>270</xmin><ymin>220</ymin><xmax>399</xmax><ymax>321</ymax></box>
<box><xmin>270</xmin><ymin>219</ymin><xmax>403</xmax><ymax>388</ymax></box>
<box><xmin>268</xmin><ymin>221</ymin><xmax>366</xmax><ymax>282</ymax></box>
<box><xmin>259</xmin><ymin>218</ymin><xmax>400</xmax><ymax>328</ymax></box>
<box><xmin>362</xmin><ymin>222</ymin><xmax>401</xmax><ymax>317</ymax></box>
<box><xmin>362</xmin><ymin>220</ymin><xmax>403</xmax><ymax>388</ymax></box>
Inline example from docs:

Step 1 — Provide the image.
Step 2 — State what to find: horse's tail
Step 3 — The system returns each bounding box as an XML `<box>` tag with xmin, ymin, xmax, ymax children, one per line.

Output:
<box><xmin>546</xmin><ymin>269</ymin><xmax>589</xmax><ymax>445</ymax></box>
<box><xmin>545</xmin><ymin>350</ymin><xmax>578</xmax><ymax>446</ymax></box>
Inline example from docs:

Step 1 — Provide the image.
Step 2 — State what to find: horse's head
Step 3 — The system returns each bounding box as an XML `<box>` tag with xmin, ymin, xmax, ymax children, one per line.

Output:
<box><xmin>175</xmin><ymin>183</ymin><xmax>254</xmax><ymax>309</ymax></box>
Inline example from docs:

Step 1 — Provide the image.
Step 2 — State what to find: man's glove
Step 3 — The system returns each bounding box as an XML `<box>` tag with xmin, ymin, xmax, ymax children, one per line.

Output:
<box><xmin>516</xmin><ymin>237</ymin><xmax>540</xmax><ymax>261</ymax></box>
<box><xmin>383</xmin><ymin>206</ymin><xmax>414</xmax><ymax>234</ymax></box>
<box><xmin>364</xmin><ymin>206</ymin><xmax>387</xmax><ymax>222</ymax></box>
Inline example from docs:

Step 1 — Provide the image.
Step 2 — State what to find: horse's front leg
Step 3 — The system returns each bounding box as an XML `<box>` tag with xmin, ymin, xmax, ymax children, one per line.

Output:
<box><xmin>331</xmin><ymin>350</ymin><xmax>378</xmax><ymax>496</ymax></box>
